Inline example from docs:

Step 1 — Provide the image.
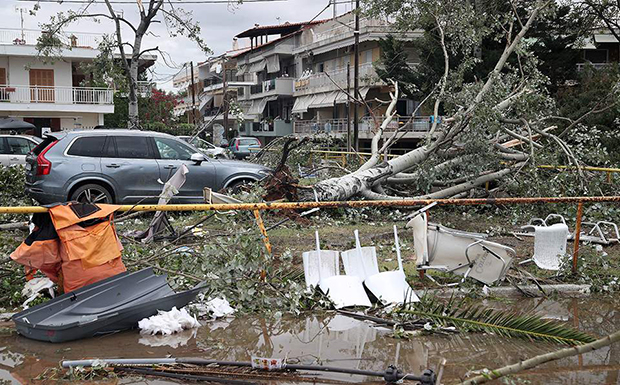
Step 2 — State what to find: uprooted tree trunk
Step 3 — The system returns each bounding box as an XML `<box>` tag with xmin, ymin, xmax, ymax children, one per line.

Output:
<box><xmin>299</xmin><ymin>3</ymin><xmax>544</xmax><ymax>202</ymax></box>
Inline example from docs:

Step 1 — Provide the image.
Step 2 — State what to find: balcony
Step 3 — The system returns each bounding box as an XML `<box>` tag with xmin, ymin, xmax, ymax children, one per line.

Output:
<box><xmin>294</xmin><ymin>63</ymin><xmax>378</xmax><ymax>96</ymax></box>
<box><xmin>576</xmin><ymin>62</ymin><xmax>612</xmax><ymax>71</ymax></box>
<box><xmin>241</xmin><ymin>119</ymin><xmax>293</xmax><ymax>137</ymax></box>
<box><xmin>0</xmin><ymin>85</ymin><xmax>114</xmax><ymax>114</ymax></box>
<box><xmin>293</xmin><ymin>116</ymin><xmax>435</xmax><ymax>139</ymax></box>
<box><xmin>246</xmin><ymin>77</ymin><xmax>294</xmax><ymax>99</ymax></box>
<box><xmin>0</xmin><ymin>28</ymin><xmax>102</xmax><ymax>48</ymax></box>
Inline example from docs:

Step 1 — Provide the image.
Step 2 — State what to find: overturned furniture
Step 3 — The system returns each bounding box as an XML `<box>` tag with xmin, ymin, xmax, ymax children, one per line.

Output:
<box><xmin>407</xmin><ymin>213</ymin><xmax>515</xmax><ymax>286</ymax></box>
<box><xmin>11</xmin><ymin>202</ymin><xmax>126</xmax><ymax>293</ymax></box>
<box><xmin>342</xmin><ymin>228</ymin><xmax>418</xmax><ymax>304</ymax></box>
<box><xmin>12</xmin><ymin>268</ymin><xmax>205</xmax><ymax>343</ymax></box>
<box><xmin>302</xmin><ymin>232</ymin><xmax>371</xmax><ymax>309</ymax></box>
<box><xmin>520</xmin><ymin>222</ymin><xmax>569</xmax><ymax>271</ymax></box>
<box><xmin>519</xmin><ymin>214</ymin><xmax>620</xmax><ymax>246</ymax></box>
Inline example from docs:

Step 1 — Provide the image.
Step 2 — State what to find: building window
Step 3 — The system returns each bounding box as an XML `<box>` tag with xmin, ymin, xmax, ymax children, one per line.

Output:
<box><xmin>584</xmin><ymin>49</ymin><xmax>608</xmax><ymax>63</ymax></box>
<box><xmin>318</xmin><ymin>63</ymin><xmax>325</xmax><ymax>73</ymax></box>
<box><xmin>29</xmin><ymin>69</ymin><xmax>55</xmax><ymax>103</ymax></box>
<box><xmin>0</xmin><ymin>68</ymin><xmax>6</xmax><ymax>85</ymax></box>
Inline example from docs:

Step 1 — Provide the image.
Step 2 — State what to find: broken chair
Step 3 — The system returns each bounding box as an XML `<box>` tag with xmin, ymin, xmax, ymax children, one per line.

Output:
<box><xmin>520</xmin><ymin>223</ymin><xmax>569</xmax><ymax>271</ymax></box>
<box><xmin>406</xmin><ymin>213</ymin><xmax>515</xmax><ymax>286</ymax></box>
<box><xmin>302</xmin><ymin>232</ymin><xmax>371</xmax><ymax>309</ymax></box>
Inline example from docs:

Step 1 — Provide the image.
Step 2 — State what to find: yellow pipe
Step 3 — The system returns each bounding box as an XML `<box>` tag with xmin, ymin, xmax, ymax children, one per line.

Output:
<box><xmin>537</xmin><ymin>165</ymin><xmax>620</xmax><ymax>173</ymax></box>
<box><xmin>3</xmin><ymin>196</ymin><xmax>620</xmax><ymax>214</ymax></box>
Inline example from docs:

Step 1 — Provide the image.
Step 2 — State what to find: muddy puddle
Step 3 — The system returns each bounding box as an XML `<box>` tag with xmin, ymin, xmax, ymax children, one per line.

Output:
<box><xmin>0</xmin><ymin>296</ymin><xmax>618</xmax><ymax>384</ymax></box>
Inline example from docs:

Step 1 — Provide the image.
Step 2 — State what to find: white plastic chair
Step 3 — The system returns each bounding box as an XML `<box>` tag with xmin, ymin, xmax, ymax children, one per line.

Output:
<box><xmin>302</xmin><ymin>232</ymin><xmax>371</xmax><ymax>309</ymax></box>
<box><xmin>341</xmin><ymin>231</ymin><xmax>379</xmax><ymax>280</ymax></box>
<box><xmin>407</xmin><ymin>213</ymin><xmax>515</xmax><ymax>286</ymax></box>
<box><xmin>363</xmin><ymin>226</ymin><xmax>420</xmax><ymax>304</ymax></box>
<box><xmin>521</xmin><ymin>223</ymin><xmax>569</xmax><ymax>271</ymax></box>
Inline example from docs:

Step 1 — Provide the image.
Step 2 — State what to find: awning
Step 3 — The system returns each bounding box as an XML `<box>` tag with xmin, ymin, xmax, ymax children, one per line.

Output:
<box><xmin>198</xmin><ymin>94</ymin><xmax>214</xmax><ymax>113</ymax></box>
<box><xmin>248</xmin><ymin>59</ymin><xmax>266</xmax><ymax>73</ymax></box>
<box><xmin>248</xmin><ymin>98</ymin><xmax>268</xmax><ymax>116</ymax></box>
<box><xmin>0</xmin><ymin>118</ymin><xmax>36</xmax><ymax>131</ymax></box>
<box><xmin>266</xmin><ymin>55</ymin><xmax>281</xmax><ymax>74</ymax></box>
<box><xmin>581</xmin><ymin>38</ymin><xmax>597</xmax><ymax>50</ymax></box>
<box><xmin>335</xmin><ymin>91</ymin><xmax>349</xmax><ymax>104</ymax></box>
<box><xmin>236</xmin><ymin>64</ymin><xmax>248</xmax><ymax>77</ymax></box>
<box><xmin>292</xmin><ymin>95</ymin><xmax>315</xmax><ymax>113</ymax></box>
<box><xmin>594</xmin><ymin>34</ymin><xmax>619</xmax><ymax>44</ymax></box>
<box><xmin>309</xmin><ymin>91</ymin><xmax>338</xmax><ymax>108</ymax></box>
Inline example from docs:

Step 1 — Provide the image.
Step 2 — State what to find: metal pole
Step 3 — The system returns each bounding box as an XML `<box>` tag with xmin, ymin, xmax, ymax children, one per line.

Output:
<box><xmin>572</xmin><ymin>202</ymin><xmax>584</xmax><ymax>274</ymax></box>
<box><xmin>190</xmin><ymin>61</ymin><xmax>197</xmax><ymax>126</ymax></box>
<box><xmin>353</xmin><ymin>0</ymin><xmax>360</xmax><ymax>151</ymax></box>
<box><xmin>222</xmin><ymin>59</ymin><xmax>229</xmax><ymax>140</ymax></box>
<box><xmin>346</xmin><ymin>63</ymin><xmax>351</xmax><ymax>152</ymax></box>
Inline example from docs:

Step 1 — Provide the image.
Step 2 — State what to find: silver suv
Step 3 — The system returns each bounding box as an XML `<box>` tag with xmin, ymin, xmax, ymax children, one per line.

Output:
<box><xmin>25</xmin><ymin>130</ymin><xmax>270</xmax><ymax>204</ymax></box>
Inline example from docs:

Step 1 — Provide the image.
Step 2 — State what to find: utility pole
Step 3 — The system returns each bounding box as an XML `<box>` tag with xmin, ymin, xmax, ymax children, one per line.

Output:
<box><xmin>353</xmin><ymin>0</ymin><xmax>360</xmax><ymax>151</ymax></box>
<box><xmin>222</xmin><ymin>59</ymin><xmax>229</xmax><ymax>140</ymax></box>
<box><xmin>346</xmin><ymin>63</ymin><xmax>351</xmax><ymax>151</ymax></box>
<box><xmin>190</xmin><ymin>61</ymin><xmax>197</xmax><ymax>125</ymax></box>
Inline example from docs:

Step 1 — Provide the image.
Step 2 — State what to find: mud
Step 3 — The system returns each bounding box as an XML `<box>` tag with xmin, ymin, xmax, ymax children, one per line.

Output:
<box><xmin>0</xmin><ymin>297</ymin><xmax>618</xmax><ymax>384</ymax></box>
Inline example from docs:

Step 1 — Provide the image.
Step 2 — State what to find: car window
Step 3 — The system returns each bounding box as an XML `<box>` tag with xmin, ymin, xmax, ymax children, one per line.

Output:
<box><xmin>154</xmin><ymin>137</ymin><xmax>195</xmax><ymax>160</ymax></box>
<box><xmin>7</xmin><ymin>137</ymin><xmax>33</xmax><ymax>155</ymax></box>
<box><xmin>0</xmin><ymin>139</ymin><xmax>8</xmax><ymax>155</ymax></box>
<box><xmin>240</xmin><ymin>138</ymin><xmax>259</xmax><ymax>146</ymax></box>
<box><xmin>67</xmin><ymin>136</ymin><xmax>106</xmax><ymax>157</ymax></box>
<box><xmin>114</xmin><ymin>136</ymin><xmax>151</xmax><ymax>159</ymax></box>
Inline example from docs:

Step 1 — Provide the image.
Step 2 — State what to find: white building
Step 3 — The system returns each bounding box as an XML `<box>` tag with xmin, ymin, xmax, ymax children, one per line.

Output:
<box><xmin>0</xmin><ymin>28</ymin><xmax>154</xmax><ymax>133</ymax></box>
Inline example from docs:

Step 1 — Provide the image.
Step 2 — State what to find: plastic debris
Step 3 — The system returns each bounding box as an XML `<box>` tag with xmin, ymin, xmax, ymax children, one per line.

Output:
<box><xmin>21</xmin><ymin>277</ymin><xmax>55</xmax><ymax>309</ymax></box>
<box><xmin>138</xmin><ymin>307</ymin><xmax>200</xmax><ymax>336</ymax></box>
<box><xmin>192</xmin><ymin>297</ymin><xmax>235</xmax><ymax>319</ymax></box>
<box><xmin>251</xmin><ymin>356</ymin><xmax>284</xmax><ymax>371</ymax></box>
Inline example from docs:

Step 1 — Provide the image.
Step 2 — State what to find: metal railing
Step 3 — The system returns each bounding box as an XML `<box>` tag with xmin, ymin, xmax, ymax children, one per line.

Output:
<box><xmin>304</xmin><ymin>18</ymin><xmax>391</xmax><ymax>46</ymax></box>
<box><xmin>293</xmin><ymin>116</ymin><xmax>434</xmax><ymax>134</ymax></box>
<box><xmin>0</xmin><ymin>85</ymin><xmax>113</xmax><ymax>105</ymax></box>
<box><xmin>295</xmin><ymin>63</ymin><xmax>377</xmax><ymax>92</ymax></box>
<box><xmin>0</xmin><ymin>28</ymin><xmax>102</xmax><ymax>48</ymax></box>
<box><xmin>576</xmin><ymin>62</ymin><xmax>612</xmax><ymax>71</ymax></box>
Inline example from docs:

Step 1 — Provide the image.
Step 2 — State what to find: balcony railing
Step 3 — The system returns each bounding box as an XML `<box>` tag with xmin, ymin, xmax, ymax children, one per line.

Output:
<box><xmin>293</xmin><ymin>116</ymin><xmax>435</xmax><ymax>135</ymax></box>
<box><xmin>576</xmin><ymin>62</ymin><xmax>612</xmax><ymax>71</ymax></box>
<box><xmin>295</xmin><ymin>63</ymin><xmax>378</xmax><ymax>93</ymax></box>
<box><xmin>0</xmin><ymin>28</ymin><xmax>102</xmax><ymax>48</ymax></box>
<box><xmin>301</xmin><ymin>18</ymin><xmax>392</xmax><ymax>47</ymax></box>
<box><xmin>0</xmin><ymin>85</ymin><xmax>113</xmax><ymax>105</ymax></box>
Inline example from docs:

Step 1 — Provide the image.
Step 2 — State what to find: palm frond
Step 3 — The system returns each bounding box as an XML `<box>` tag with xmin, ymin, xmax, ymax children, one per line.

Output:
<box><xmin>399</xmin><ymin>298</ymin><xmax>596</xmax><ymax>346</ymax></box>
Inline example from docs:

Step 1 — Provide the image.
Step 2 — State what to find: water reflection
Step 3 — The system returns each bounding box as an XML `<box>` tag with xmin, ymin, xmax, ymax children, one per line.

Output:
<box><xmin>0</xmin><ymin>297</ymin><xmax>617</xmax><ymax>384</ymax></box>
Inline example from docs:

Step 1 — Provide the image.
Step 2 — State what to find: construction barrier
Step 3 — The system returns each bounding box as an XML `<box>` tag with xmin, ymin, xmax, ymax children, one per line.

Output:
<box><xmin>2</xmin><ymin>195</ymin><xmax>620</xmax><ymax>274</ymax></box>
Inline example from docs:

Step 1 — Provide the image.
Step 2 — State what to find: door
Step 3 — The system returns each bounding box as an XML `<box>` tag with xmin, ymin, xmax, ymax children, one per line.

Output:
<box><xmin>6</xmin><ymin>137</ymin><xmax>36</xmax><ymax>165</ymax></box>
<box><xmin>29</xmin><ymin>69</ymin><xmax>55</xmax><ymax>103</ymax></box>
<box><xmin>151</xmin><ymin>136</ymin><xmax>216</xmax><ymax>201</ymax></box>
<box><xmin>0</xmin><ymin>68</ymin><xmax>6</xmax><ymax>102</ymax></box>
<box><xmin>101</xmin><ymin>136</ymin><xmax>162</xmax><ymax>203</ymax></box>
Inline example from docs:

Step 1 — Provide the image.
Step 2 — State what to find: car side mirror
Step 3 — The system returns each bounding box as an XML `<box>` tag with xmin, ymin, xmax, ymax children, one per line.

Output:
<box><xmin>190</xmin><ymin>153</ymin><xmax>206</xmax><ymax>164</ymax></box>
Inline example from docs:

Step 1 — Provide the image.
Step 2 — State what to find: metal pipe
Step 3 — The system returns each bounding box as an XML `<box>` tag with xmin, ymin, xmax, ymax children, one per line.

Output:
<box><xmin>572</xmin><ymin>202</ymin><xmax>584</xmax><ymax>274</ymax></box>
<box><xmin>4</xmin><ymin>196</ymin><xmax>620</xmax><ymax>215</ymax></box>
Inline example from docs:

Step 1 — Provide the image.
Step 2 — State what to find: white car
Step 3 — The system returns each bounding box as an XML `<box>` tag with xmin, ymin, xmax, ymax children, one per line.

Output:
<box><xmin>0</xmin><ymin>135</ymin><xmax>42</xmax><ymax>166</ymax></box>
<box><xmin>178</xmin><ymin>136</ymin><xmax>228</xmax><ymax>159</ymax></box>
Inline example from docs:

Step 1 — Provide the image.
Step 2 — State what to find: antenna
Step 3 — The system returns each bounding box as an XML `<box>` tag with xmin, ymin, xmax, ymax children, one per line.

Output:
<box><xmin>14</xmin><ymin>7</ymin><xmax>28</xmax><ymax>41</ymax></box>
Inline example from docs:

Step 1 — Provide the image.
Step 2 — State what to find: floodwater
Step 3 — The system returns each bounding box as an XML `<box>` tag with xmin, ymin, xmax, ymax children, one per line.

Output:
<box><xmin>0</xmin><ymin>297</ymin><xmax>619</xmax><ymax>384</ymax></box>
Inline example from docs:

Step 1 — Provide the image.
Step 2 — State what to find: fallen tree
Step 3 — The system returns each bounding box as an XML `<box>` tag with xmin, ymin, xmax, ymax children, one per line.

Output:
<box><xmin>284</xmin><ymin>0</ymin><xmax>620</xmax><ymax>202</ymax></box>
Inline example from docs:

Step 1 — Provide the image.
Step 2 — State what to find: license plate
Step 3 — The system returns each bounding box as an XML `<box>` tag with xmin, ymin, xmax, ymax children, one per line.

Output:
<box><xmin>25</xmin><ymin>163</ymin><xmax>32</xmax><ymax>171</ymax></box>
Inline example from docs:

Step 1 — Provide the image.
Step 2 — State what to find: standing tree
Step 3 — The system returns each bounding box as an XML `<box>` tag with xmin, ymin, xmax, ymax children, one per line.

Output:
<box><xmin>33</xmin><ymin>0</ymin><xmax>211</xmax><ymax>129</ymax></box>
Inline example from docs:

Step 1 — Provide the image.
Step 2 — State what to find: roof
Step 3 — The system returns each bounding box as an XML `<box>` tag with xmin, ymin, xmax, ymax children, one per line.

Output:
<box><xmin>235</xmin><ymin>19</ymin><xmax>327</xmax><ymax>38</ymax></box>
<box><xmin>230</xmin><ymin>29</ymin><xmax>301</xmax><ymax>59</ymax></box>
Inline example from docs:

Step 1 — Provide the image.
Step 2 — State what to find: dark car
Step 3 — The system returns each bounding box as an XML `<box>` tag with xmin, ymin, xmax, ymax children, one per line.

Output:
<box><xmin>25</xmin><ymin>130</ymin><xmax>270</xmax><ymax>204</ymax></box>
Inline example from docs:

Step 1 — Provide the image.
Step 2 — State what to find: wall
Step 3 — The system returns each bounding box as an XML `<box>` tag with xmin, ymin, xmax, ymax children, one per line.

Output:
<box><xmin>3</xmin><ymin>56</ymin><xmax>72</xmax><ymax>87</ymax></box>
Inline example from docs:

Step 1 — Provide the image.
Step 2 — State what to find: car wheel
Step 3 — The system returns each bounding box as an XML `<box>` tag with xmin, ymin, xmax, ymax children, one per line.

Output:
<box><xmin>227</xmin><ymin>179</ymin><xmax>254</xmax><ymax>194</ymax></box>
<box><xmin>71</xmin><ymin>184</ymin><xmax>113</xmax><ymax>204</ymax></box>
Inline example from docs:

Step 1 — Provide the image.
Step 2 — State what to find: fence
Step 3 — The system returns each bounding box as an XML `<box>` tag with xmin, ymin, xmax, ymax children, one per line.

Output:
<box><xmin>0</xmin><ymin>85</ymin><xmax>113</xmax><ymax>105</ymax></box>
<box><xmin>293</xmin><ymin>116</ymin><xmax>434</xmax><ymax>135</ymax></box>
<box><xmin>0</xmin><ymin>28</ymin><xmax>102</xmax><ymax>48</ymax></box>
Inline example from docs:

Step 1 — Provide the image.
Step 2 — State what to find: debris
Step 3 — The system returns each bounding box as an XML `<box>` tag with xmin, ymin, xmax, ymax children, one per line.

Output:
<box><xmin>407</xmin><ymin>211</ymin><xmax>515</xmax><ymax>286</ymax></box>
<box><xmin>520</xmin><ymin>223</ymin><xmax>569</xmax><ymax>270</ymax></box>
<box><xmin>302</xmin><ymin>231</ymin><xmax>371</xmax><ymax>309</ymax></box>
<box><xmin>11</xmin><ymin>202</ymin><xmax>126</xmax><ymax>293</ymax></box>
<box><xmin>251</xmin><ymin>356</ymin><xmax>284</xmax><ymax>370</ymax></box>
<box><xmin>12</xmin><ymin>268</ymin><xmax>205</xmax><ymax>342</ymax></box>
<box><xmin>192</xmin><ymin>296</ymin><xmax>235</xmax><ymax>319</ymax></box>
<box><xmin>138</xmin><ymin>307</ymin><xmax>200</xmax><ymax>336</ymax></box>
<box><xmin>21</xmin><ymin>277</ymin><xmax>54</xmax><ymax>309</ymax></box>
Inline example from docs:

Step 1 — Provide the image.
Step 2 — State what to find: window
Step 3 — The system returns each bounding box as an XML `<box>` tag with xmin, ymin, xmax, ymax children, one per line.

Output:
<box><xmin>154</xmin><ymin>137</ymin><xmax>195</xmax><ymax>160</ymax></box>
<box><xmin>67</xmin><ymin>136</ymin><xmax>106</xmax><ymax>157</ymax></box>
<box><xmin>7</xmin><ymin>137</ymin><xmax>34</xmax><ymax>155</ymax></box>
<box><xmin>318</xmin><ymin>63</ymin><xmax>325</xmax><ymax>73</ymax></box>
<box><xmin>0</xmin><ymin>139</ymin><xmax>8</xmax><ymax>155</ymax></box>
<box><xmin>240</xmin><ymin>138</ymin><xmax>259</xmax><ymax>146</ymax></box>
<box><xmin>114</xmin><ymin>136</ymin><xmax>151</xmax><ymax>159</ymax></box>
<box><xmin>0</xmin><ymin>68</ymin><xmax>6</xmax><ymax>85</ymax></box>
<box><xmin>584</xmin><ymin>49</ymin><xmax>608</xmax><ymax>64</ymax></box>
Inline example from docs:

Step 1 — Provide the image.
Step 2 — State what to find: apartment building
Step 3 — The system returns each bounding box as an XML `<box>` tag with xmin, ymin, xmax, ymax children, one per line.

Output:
<box><xmin>0</xmin><ymin>28</ymin><xmax>155</xmax><ymax>134</ymax></box>
<box><xmin>172</xmin><ymin>63</ymin><xmax>201</xmax><ymax>122</ymax></box>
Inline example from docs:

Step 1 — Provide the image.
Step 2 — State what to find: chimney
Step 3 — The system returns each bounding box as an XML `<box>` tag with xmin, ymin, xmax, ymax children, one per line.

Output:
<box><xmin>232</xmin><ymin>37</ymin><xmax>239</xmax><ymax>51</ymax></box>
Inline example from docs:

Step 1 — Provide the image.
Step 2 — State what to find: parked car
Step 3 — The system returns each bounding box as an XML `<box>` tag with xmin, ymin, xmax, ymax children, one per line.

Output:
<box><xmin>178</xmin><ymin>136</ymin><xmax>229</xmax><ymax>159</ymax></box>
<box><xmin>0</xmin><ymin>135</ymin><xmax>42</xmax><ymax>166</ymax></box>
<box><xmin>229</xmin><ymin>137</ymin><xmax>262</xmax><ymax>159</ymax></box>
<box><xmin>25</xmin><ymin>130</ymin><xmax>271</xmax><ymax>204</ymax></box>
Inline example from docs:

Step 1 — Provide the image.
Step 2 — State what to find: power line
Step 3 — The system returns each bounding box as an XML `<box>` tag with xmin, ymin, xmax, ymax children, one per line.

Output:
<box><xmin>18</xmin><ymin>0</ymin><xmax>287</xmax><ymax>4</ymax></box>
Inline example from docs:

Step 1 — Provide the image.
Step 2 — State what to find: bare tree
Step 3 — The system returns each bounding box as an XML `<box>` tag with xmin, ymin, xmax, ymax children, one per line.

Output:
<box><xmin>34</xmin><ymin>0</ymin><xmax>210</xmax><ymax>129</ymax></box>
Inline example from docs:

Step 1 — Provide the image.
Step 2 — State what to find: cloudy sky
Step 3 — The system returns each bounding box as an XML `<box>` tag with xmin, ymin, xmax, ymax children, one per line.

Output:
<box><xmin>2</xmin><ymin>0</ymin><xmax>356</xmax><ymax>90</ymax></box>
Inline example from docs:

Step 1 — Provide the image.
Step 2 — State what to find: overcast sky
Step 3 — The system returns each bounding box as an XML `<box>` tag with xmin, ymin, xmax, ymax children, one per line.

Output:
<box><xmin>2</xmin><ymin>0</ymin><xmax>355</xmax><ymax>91</ymax></box>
